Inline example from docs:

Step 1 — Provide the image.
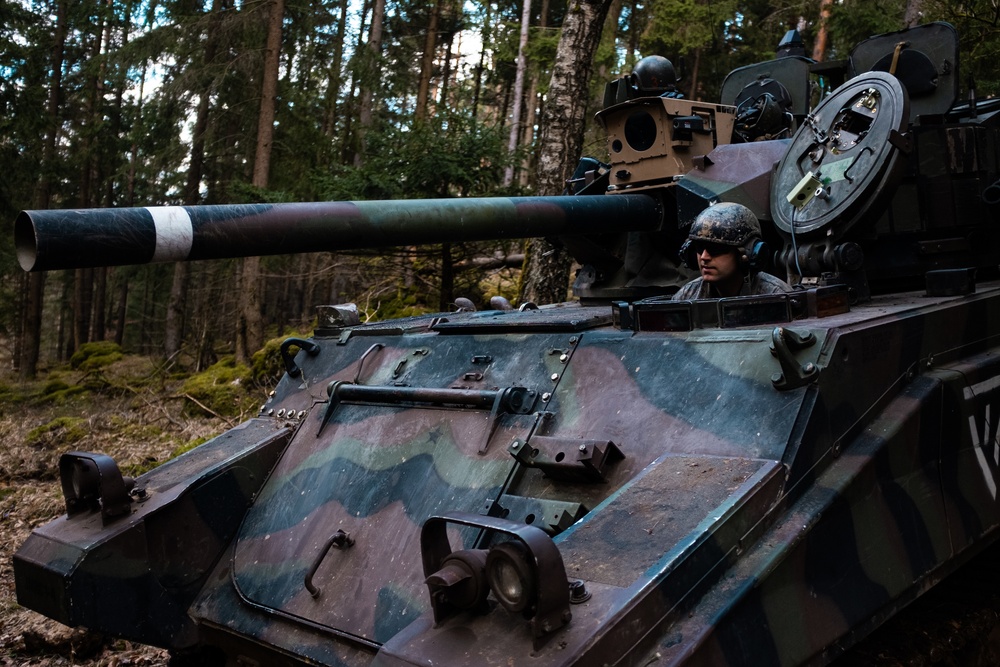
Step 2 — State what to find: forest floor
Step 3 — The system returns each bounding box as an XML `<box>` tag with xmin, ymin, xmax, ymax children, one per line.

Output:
<box><xmin>2</xmin><ymin>352</ymin><xmax>1000</xmax><ymax>666</ymax></box>
<box><xmin>0</xmin><ymin>351</ymin><xmax>234</xmax><ymax>667</ymax></box>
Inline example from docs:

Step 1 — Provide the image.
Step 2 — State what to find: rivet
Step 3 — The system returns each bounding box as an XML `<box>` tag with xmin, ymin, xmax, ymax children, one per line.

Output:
<box><xmin>559</xmin><ymin>353</ymin><xmax>569</xmax><ymax>363</ymax></box>
<box><xmin>268</xmin><ymin>409</ymin><xmax>275</xmax><ymax>416</ymax></box>
<box><xmin>541</xmin><ymin>392</ymin><xmax>551</xmax><ymax>402</ymax></box>
<box><xmin>550</xmin><ymin>373</ymin><xmax>559</xmax><ymax>382</ymax></box>
<box><xmin>277</xmin><ymin>409</ymin><xmax>285</xmax><ymax>418</ymax></box>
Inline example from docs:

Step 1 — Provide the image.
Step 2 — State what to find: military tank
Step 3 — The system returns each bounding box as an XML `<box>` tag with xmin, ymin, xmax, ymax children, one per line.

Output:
<box><xmin>13</xmin><ymin>21</ymin><xmax>1000</xmax><ymax>666</ymax></box>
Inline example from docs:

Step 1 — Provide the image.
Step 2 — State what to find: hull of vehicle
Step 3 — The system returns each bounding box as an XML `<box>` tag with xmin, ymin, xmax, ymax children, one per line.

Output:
<box><xmin>17</xmin><ymin>284</ymin><xmax>1000</xmax><ymax>666</ymax></box>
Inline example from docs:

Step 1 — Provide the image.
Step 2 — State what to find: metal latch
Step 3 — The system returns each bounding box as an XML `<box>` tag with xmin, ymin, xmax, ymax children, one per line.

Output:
<box><xmin>509</xmin><ymin>436</ymin><xmax>623</xmax><ymax>482</ymax></box>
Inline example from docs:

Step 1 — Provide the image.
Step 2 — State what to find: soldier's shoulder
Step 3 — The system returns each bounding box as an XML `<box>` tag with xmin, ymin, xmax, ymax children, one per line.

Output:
<box><xmin>672</xmin><ymin>278</ymin><xmax>705</xmax><ymax>300</ymax></box>
<box><xmin>754</xmin><ymin>272</ymin><xmax>794</xmax><ymax>294</ymax></box>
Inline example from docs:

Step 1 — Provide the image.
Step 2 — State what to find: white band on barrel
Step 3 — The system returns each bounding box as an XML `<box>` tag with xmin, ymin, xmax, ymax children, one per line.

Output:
<box><xmin>146</xmin><ymin>206</ymin><xmax>194</xmax><ymax>262</ymax></box>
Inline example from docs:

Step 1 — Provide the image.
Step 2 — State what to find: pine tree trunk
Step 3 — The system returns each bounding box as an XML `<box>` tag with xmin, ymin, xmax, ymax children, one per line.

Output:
<box><xmin>689</xmin><ymin>47</ymin><xmax>701</xmax><ymax>100</ymax></box>
<box><xmin>504</xmin><ymin>0</ymin><xmax>532</xmax><ymax>187</ymax></box>
<box><xmin>520</xmin><ymin>0</ymin><xmax>613</xmax><ymax>305</ymax></box>
<box><xmin>73</xmin><ymin>268</ymin><xmax>94</xmax><ymax>350</ymax></box>
<box><xmin>237</xmin><ymin>0</ymin><xmax>284</xmax><ymax>362</ymax></box>
<box><xmin>114</xmin><ymin>280</ymin><xmax>128</xmax><ymax>346</ymax></box>
<box><xmin>415</xmin><ymin>0</ymin><xmax>441</xmax><ymax>122</ymax></box>
<box><xmin>353</xmin><ymin>0</ymin><xmax>385</xmax><ymax>166</ymax></box>
<box><xmin>439</xmin><ymin>243</ymin><xmax>454</xmax><ymax>311</ymax></box>
<box><xmin>439</xmin><ymin>22</ymin><xmax>455</xmax><ymax>111</ymax></box>
<box><xmin>20</xmin><ymin>0</ymin><xmax>68</xmax><ymax>379</ymax></box>
<box><xmin>321</xmin><ymin>0</ymin><xmax>350</xmax><ymax>161</ymax></box>
<box><xmin>93</xmin><ymin>267</ymin><xmax>107</xmax><ymax>341</ymax></box>
<box><xmin>813</xmin><ymin>0</ymin><xmax>834</xmax><ymax>61</ymax></box>
<box><xmin>519</xmin><ymin>0</ymin><xmax>550</xmax><ymax>188</ymax></box>
<box><xmin>471</xmin><ymin>0</ymin><xmax>492</xmax><ymax>120</ymax></box>
<box><xmin>626</xmin><ymin>0</ymin><xmax>641</xmax><ymax>62</ymax></box>
<box><xmin>70</xmin><ymin>15</ymin><xmax>106</xmax><ymax>354</ymax></box>
<box><xmin>166</xmin><ymin>0</ymin><xmax>224</xmax><ymax>361</ymax></box>
<box><xmin>20</xmin><ymin>274</ymin><xmax>46</xmax><ymax>379</ymax></box>
<box><xmin>341</xmin><ymin>0</ymin><xmax>372</xmax><ymax>164</ymax></box>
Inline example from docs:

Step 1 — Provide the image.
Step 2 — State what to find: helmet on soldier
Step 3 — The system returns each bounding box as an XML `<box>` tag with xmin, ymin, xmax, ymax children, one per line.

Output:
<box><xmin>683</xmin><ymin>202</ymin><xmax>766</xmax><ymax>270</ymax></box>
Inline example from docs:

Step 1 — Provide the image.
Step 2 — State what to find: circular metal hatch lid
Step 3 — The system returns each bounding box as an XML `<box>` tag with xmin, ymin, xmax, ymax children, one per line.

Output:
<box><xmin>770</xmin><ymin>71</ymin><xmax>909</xmax><ymax>239</ymax></box>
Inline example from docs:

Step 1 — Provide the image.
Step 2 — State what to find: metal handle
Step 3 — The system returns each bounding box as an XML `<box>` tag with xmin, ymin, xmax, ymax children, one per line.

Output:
<box><xmin>304</xmin><ymin>529</ymin><xmax>355</xmax><ymax>598</ymax></box>
<box><xmin>280</xmin><ymin>337</ymin><xmax>321</xmax><ymax>378</ymax></box>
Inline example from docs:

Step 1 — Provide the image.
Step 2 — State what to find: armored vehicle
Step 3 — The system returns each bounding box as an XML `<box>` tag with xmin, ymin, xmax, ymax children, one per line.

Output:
<box><xmin>13</xmin><ymin>22</ymin><xmax>1000</xmax><ymax>666</ymax></box>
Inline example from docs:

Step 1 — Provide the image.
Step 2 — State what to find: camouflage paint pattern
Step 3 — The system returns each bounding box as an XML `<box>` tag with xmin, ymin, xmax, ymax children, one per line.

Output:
<box><xmin>41</xmin><ymin>282</ymin><xmax>965</xmax><ymax>666</ymax></box>
<box><xmin>15</xmin><ymin>256</ymin><xmax>1000</xmax><ymax>666</ymax></box>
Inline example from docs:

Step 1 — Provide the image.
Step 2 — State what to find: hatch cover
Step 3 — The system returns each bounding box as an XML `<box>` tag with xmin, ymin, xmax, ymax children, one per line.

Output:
<box><xmin>771</xmin><ymin>71</ymin><xmax>910</xmax><ymax>240</ymax></box>
<box><xmin>229</xmin><ymin>332</ymin><xmax>573</xmax><ymax>646</ymax></box>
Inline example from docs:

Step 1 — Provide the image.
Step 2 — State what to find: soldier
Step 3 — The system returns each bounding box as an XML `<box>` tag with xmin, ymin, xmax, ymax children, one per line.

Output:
<box><xmin>673</xmin><ymin>202</ymin><xmax>793</xmax><ymax>300</ymax></box>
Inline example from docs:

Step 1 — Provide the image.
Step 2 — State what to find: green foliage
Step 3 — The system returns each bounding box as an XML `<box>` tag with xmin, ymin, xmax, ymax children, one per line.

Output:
<box><xmin>180</xmin><ymin>357</ymin><xmax>256</xmax><ymax>418</ymax></box>
<box><xmin>827</xmin><ymin>0</ymin><xmax>908</xmax><ymax>60</ymax></box>
<box><xmin>26</xmin><ymin>417</ymin><xmax>88</xmax><ymax>448</ymax></box>
<box><xmin>644</xmin><ymin>0</ymin><xmax>736</xmax><ymax>56</ymax></box>
<box><xmin>922</xmin><ymin>0</ymin><xmax>1000</xmax><ymax>96</ymax></box>
<box><xmin>319</xmin><ymin>111</ymin><xmax>513</xmax><ymax>201</ymax></box>
<box><xmin>70</xmin><ymin>341</ymin><xmax>124</xmax><ymax>371</ymax></box>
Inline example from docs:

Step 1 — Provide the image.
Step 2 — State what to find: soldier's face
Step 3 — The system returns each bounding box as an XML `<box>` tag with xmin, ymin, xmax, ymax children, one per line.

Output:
<box><xmin>695</xmin><ymin>244</ymin><xmax>740</xmax><ymax>284</ymax></box>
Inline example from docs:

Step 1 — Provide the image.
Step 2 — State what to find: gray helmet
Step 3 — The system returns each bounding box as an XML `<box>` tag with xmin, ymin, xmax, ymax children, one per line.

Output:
<box><xmin>688</xmin><ymin>202</ymin><xmax>762</xmax><ymax>247</ymax></box>
<box><xmin>630</xmin><ymin>56</ymin><xmax>677</xmax><ymax>95</ymax></box>
<box><xmin>683</xmin><ymin>202</ymin><xmax>767</xmax><ymax>270</ymax></box>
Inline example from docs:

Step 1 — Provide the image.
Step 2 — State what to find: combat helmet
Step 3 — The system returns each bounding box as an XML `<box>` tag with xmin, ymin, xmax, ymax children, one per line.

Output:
<box><xmin>682</xmin><ymin>202</ymin><xmax>768</xmax><ymax>270</ymax></box>
<box><xmin>630</xmin><ymin>55</ymin><xmax>678</xmax><ymax>95</ymax></box>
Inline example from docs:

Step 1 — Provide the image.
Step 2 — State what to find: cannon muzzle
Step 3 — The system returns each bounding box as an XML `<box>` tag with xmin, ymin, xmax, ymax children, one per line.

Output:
<box><xmin>16</xmin><ymin>195</ymin><xmax>663</xmax><ymax>272</ymax></box>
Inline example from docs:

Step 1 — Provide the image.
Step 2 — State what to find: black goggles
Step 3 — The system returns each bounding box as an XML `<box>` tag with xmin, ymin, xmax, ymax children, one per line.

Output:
<box><xmin>690</xmin><ymin>241</ymin><xmax>734</xmax><ymax>257</ymax></box>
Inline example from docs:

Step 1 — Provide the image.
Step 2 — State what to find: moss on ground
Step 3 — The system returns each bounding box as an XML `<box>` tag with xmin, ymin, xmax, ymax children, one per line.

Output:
<box><xmin>70</xmin><ymin>341</ymin><xmax>124</xmax><ymax>371</ymax></box>
<box><xmin>180</xmin><ymin>357</ymin><xmax>256</xmax><ymax>418</ymax></box>
<box><xmin>26</xmin><ymin>417</ymin><xmax>88</xmax><ymax>448</ymax></box>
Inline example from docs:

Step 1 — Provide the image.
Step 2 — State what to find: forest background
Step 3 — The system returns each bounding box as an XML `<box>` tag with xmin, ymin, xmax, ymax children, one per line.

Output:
<box><xmin>2</xmin><ymin>0</ymin><xmax>1000</xmax><ymax>379</ymax></box>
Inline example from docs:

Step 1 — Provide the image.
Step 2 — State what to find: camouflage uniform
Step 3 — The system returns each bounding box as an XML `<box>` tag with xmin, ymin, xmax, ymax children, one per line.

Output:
<box><xmin>672</xmin><ymin>271</ymin><xmax>792</xmax><ymax>300</ymax></box>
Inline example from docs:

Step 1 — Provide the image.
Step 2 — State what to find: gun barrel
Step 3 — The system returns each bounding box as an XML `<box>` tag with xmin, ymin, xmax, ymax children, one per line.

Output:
<box><xmin>16</xmin><ymin>195</ymin><xmax>662</xmax><ymax>272</ymax></box>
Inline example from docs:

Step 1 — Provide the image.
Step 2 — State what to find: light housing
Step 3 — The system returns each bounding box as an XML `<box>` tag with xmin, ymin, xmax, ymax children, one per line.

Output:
<box><xmin>421</xmin><ymin>512</ymin><xmax>572</xmax><ymax>641</ymax></box>
<box><xmin>59</xmin><ymin>451</ymin><xmax>134</xmax><ymax>524</ymax></box>
<box><xmin>425</xmin><ymin>549</ymin><xmax>489</xmax><ymax>612</ymax></box>
<box><xmin>485</xmin><ymin>541</ymin><xmax>535</xmax><ymax>614</ymax></box>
